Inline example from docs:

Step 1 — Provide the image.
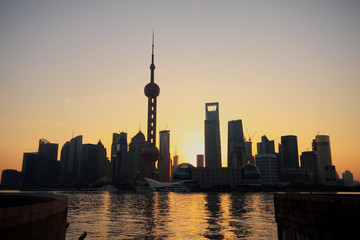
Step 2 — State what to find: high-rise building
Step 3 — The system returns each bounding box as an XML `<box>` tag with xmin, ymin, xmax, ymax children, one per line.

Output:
<box><xmin>205</xmin><ymin>102</ymin><xmax>221</xmax><ymax>168</ymax></box>
<box><xmin>141</xmin><ymin>33</ymin><xmax>160</xmax><ymax>179</ymax></box>
<box><xmin>79</xmin><ymin>140</ymin><xmax>108</xmax><ymax>185</ymax></box>
<box><xmin>111</xmin><ymin>133</ymin><xmax>121</xmax><ymax>179</ymax></box>
<box><xmin>197</xmin><ymin>154</ymin><xmax>204</xmax><ymax>168</ymax></box>
<box><xmin>280</xmin><ymin>135</ymin><xmax>299</xmax><ymax>169</ymax></box>
<box><xmin>257</xmin><ymin>135</ymin><xmax>275</xmax><ymax>154</ymax></box>
<box><xmin>342</xmin><ymin>170</ymin><xmax>354</xmax><ymax>187</ymax></box>
<box><xmin>113</xmin><ymin>132</ymin><xmax>129</xmax><ymax>185</ymax></box>
<box><xmin>129</xmin><ymin>131</ymin><xmax>147</xmax><ymax>182</ymax></box>
<box><xmin>228</xmin><ymin>120</ymin><xmax>245</xmax><ymax>168</ymax></box>
<box><xmin>300</xmin><ymin>151</ymin><xmax>318</xmax><ymax>185</ymax></box>
<box><xmin>159</xmin><ymin>130</ymin><xmax>171</xmax><ymax>183</ymax></box>
<box><xmin>60</xmin><ymin>135</ymin><xmax>82</xmax><ymax>185</ymax></box>
<box><xmin>244</xmin><ymin>141</ymin><xmax>255</xmax><ymax>164</ymax></box>
<box><xmin>21</xmin><ymin>152</ymin><xmax>38</xmax><ymax>186</ymax></box>
<box><xmin>37</xmin><ymin>139</ymin><xmax>59</xmax><ymax>186</ymax></box>
<box><xmin>118</xmin><ymin>133</ymin><xmax>131</xmax><ymax>185</ymax></box>
<box><xmin>312</xmin><ymin>135</ymin><xmax>333</xmax><ymax>184</ymax></box>
<box><xmin>171</xmin><ymin>154</ymin><xmax>179</xmax><ymax>178</ymax></box>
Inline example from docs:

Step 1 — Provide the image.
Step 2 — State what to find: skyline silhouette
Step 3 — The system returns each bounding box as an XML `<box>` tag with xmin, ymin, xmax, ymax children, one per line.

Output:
<box><xmin>1</xmin><ymin>0</ymin><xmax>360</xmax><ymax>180</ymax></box>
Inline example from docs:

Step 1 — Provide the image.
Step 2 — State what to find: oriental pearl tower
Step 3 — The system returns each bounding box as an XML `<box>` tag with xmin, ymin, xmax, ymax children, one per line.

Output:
<box><xmin>141</xmin><ymin>33</ymin><xmax>160</xmax><ymax>179</ymax></box>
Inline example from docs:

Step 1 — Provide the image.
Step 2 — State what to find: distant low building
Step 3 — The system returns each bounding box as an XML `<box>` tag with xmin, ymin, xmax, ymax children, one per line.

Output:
<box><xmin>196</xmin><ymin>154</ymin><xmax>204</xmax><ymax>168</ymax></box>
<box><xmin>255</xmin><ymin>153</ymin><xmax>279</xmax><ymax>185</ymax></box>
<box><xmin>325</xmin><ymin>165</ymin><xmax>339</xmax><ymax>186</ymax></box>
<box><xmin>280</xmin><ymin>168</ymin><xmax>305</xmax><ymax>185</ymax></box>
<box><xmin>192</xmin><ymin>167</ymin><xmax>241</xmax><ymax>188</ymax></box>
<box><xmin>1</xmin><ymin>169</ymin><xmax>22</xmax><ymax>187</ymax></box>
<box><xmin>342</xmin><ymin>170</ymin><xmax>354</xmax><ymax>187</ymax></box>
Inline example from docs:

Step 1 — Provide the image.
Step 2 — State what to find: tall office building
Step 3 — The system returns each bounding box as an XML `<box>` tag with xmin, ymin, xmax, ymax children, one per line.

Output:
<box><xmin>257</xmin><ymin>135</ymin><xmax>275</xmax><ymax>154</ymax></box>
<box><xmin>113</xmin><ymin>132</ymin><xmax>129</xmax><ymax>185</ymax></box>
<box><xmin>37</xmin><ymin>139</ymin><xmax>59</xmax><ymax>186</ymax></box>
<box><xmin>228</xmin><ymin>120</ymin><xmax>245</xmax><ymax>168</ymax></box>
<box><xmin>244</xmin><ymin>141</ymin><xmax>255</xmax><ymax>164</ymax></box>
<box><xmin>205</xmin><ymin>102</ymin><xmax>221</xmax><ymax>168</ymax></box>
<box><xmin>141</xmin><ymin>33</ymin><xmax>160</xmax><ymax>179</ymax></box>
<box><xmin>79</xmin><ymin>140</ymin><xmax>108</xmax><ymax>185</ymax></box>
<box><xmin>21</xmin><ymin>152</ymin><xmax>38</xmax><ymax>186</ymax></box>
<box><xmin>111</xmin><ymin>133</ymin><xmax>121</xmax><ymax>179</ymax></box>
<box><xmin>129</xmin><ymin>131</ymin><xmax>147</xmax><ymax>182</ymax></box>
<box><xmin>280</xmin><ymin>135</ymin><xmax>299</xmax><ymax>169</ymax></box>
<box><xmin>171</xmin><ymin>154</ymin><xmax>179</xmax><ymax>178</ymax></box>
<box><xmin>197</xmin><ymin>154</ymin><xmax>204</xmax><ymax>168</ymax></box>
<box><xmin>300</xmin><ymin>151</ymin><xmax>318</xmax><ymax>185</ymax></box>
<box><xmin>312</xmin><ymin>135</ymin><xmax>333</xmax><ymax>184</ymax></box>
<box><xmin>255</xmin><ymin>135</ymin><xmax>278</xmax><ymax>185</ymax></box>
<box><xmin>159</xmin><ymin>130</ymin><xmax>171</xmax><ymax>183</ymax></box>
<box><xmin>118</xmin><ymin>133</ymin><xmax>131</xmax><ymax>185</ymax></box>
<box><xmin>60</xmin><ymin>135</ymin><xmax>83</xmax><ymax>185</ymax></box>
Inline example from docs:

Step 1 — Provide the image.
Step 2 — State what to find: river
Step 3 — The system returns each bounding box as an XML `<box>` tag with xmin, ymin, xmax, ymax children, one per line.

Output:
<box><xmin>52</xmin><ymin>191</ymin><xmax>277</xmax><ymax>239</ymax></box>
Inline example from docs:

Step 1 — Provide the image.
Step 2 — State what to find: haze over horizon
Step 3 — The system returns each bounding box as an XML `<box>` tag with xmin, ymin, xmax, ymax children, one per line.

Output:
<box><xmin>1</xmin><ymin>0</ymin><xmax>360</xmax><ymax>181</ymax></box>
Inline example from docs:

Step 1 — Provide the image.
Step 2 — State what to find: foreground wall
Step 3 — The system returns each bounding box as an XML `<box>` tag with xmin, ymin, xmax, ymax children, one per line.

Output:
<box><xmin>0</xmin><ymin>193</ymin><xmax>68</xmax><ymax>240</ymax></box>
<box><xmin>274</xmin><ymin>193</ymin><xmax>360</xmax><ymax>240</ymax></box>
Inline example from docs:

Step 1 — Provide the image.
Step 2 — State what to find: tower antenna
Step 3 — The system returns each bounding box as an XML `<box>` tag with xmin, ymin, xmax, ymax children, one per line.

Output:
<box><xmin>150</xmin><ymin>30</ymin><xmax>155</xmax><ymax>83</ymax></box>
<box><xmin>152</xmin><ymin>29</ymin><xmax>154</xmax><ymax>56</ymax></box>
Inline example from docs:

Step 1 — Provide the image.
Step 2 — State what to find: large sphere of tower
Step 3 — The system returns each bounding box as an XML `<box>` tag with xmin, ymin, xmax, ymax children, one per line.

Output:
<box><xmin>144</xmin><ymin>82</ymin><xmax>160</xmax><ymax>98</ymax></box>
<box><xmin>141</xmin><ymin>145</ymin><xmax>160</xmax><ymax>162</ymax></box>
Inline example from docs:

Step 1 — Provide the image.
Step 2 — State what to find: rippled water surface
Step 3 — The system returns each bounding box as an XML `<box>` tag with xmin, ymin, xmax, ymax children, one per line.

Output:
<box><xmin>55</xmin><ymin>191</ymin><xmax>277</xmax><ymax>239</ymax></box>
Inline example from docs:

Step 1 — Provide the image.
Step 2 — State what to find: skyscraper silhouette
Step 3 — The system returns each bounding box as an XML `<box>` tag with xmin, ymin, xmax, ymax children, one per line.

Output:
<box><xmin>257</xmin><ymin>135</ymin><xmax>275</xmax><ymax>154</ymax></box>
<box><xmin>129</xmin><ymin>131</ymin><xmax>146</xmax><ymax>182</ymax></box>
<box><xmin>60</xmin><ymin>135</ymin><xmax>82</xmax><ymax>185</ymax></box>
<box><xmin>37</xmin><ymin>139</ymin><xmax>59</xmax><ymax>186</ymax></box>
<box><xmin>111</xmin><ymin>133</ymin><xmax>121</xmax><ymax>182</ymax></box>
<box><xmin>280</xmin><ymin>135</ymin><xmax>299</xmax><ymax>169</ymax></box>
<box><xmin>227</xmin><ymin>120</ymin><xmax>245</xmax><ymax>168</ymax></box>
<box><xmin>159</xmin><ymin>130</ymin><xmax>171</xmax><ymax>182</ymax></box>
<box><xmin>205</xmin><ymin>102</ymin><xmax>221</xmax><ymax>168</ymax></box>
<box><xmin>141</xmin><ymin>33</ymin><xmax>160</xmax><ymax>179</ymax></box>
<box><xmin>312</xmin><ymin>135</ymin><xmax>333</xmax><ymax>184</ymax></box>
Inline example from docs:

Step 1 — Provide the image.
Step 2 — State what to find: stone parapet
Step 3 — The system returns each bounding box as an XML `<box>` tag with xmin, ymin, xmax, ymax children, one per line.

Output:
<box><xmin>0</xmin><ymin>193</ymin><xmax>68</xmax><ymax>240</ymax></box>
<box><xmin>274</xmin><ymin>193</ymin><xmax>360</xmax><ymax>240</ymax></box>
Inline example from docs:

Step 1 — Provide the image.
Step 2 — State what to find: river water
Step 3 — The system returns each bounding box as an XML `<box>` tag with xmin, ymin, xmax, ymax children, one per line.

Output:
<box><xmin>53</xmin><ymin>191</ymin><xmax>277</xmax><ymax>239</ymax></box>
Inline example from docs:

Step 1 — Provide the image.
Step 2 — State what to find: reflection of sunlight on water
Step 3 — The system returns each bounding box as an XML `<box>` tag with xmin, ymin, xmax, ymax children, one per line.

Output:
<box><xmin>58</xmin><ymin>191</ymin><xmax>276</xmax><ymax>239</ymax></box>
<box><xmin>99</xmin><ymin>191</ymin><xmax>110</xmax><ymax>239</ymax></box>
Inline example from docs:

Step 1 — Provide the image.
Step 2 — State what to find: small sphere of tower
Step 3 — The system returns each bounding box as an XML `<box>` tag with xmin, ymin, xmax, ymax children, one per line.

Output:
<box><xmin>144</xmin><ymin>82</ymin><xmax>160</xmax><ymax>98</ymax></box>
<box><xmin>141</xmin><ymin>145</ymin><xmax>160</xmax><ymax>162</ymax></box>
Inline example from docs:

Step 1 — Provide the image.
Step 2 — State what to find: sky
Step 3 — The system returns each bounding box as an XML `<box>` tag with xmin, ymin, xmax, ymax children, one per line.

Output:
<box><xmin>1</xmin><ymin>0</ymin><xmax>360</xmax><ymax>181</ymax></box>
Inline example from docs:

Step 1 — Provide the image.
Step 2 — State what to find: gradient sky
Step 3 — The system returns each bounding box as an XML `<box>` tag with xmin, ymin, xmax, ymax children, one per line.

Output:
<box><xmin>1</xmin><ymin>0</ymin><xmax>360</xmax><ymax>181</ymax></box>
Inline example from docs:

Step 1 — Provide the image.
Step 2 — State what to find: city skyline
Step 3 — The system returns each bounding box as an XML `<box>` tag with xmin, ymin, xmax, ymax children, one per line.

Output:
<box><xmin>1</xmin><ymin>0</ymin><xmax>360</xmax><ymax>180</ymax></box>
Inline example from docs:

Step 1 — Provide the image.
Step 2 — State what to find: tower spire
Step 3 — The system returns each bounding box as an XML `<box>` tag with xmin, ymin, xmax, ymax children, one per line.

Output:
<box><xmin>150</xmin><ymin>30</ymin><xmax>155</xmax><ymax>83</ymax></box>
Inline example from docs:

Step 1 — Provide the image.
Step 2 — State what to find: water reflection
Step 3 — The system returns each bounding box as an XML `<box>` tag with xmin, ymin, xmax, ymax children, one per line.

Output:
<box><xmin>204</xmin><ymin>193</ymin><xmax>224</xmax><ymax>239</ymax></box>
<box><xmin>60</xmin><ymin>191</ymin><xmax>276</xmax><ymax>239</ymax></box>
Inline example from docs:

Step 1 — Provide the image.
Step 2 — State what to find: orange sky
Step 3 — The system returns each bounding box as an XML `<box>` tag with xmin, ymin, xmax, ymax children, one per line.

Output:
<box><xmin>1</xmin><ymin>0</ymin><xmax>360</xmax><ymax>181</ymax></box>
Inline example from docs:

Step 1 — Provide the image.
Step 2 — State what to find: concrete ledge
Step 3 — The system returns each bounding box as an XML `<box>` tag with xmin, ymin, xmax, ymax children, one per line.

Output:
<box><xmin>274</xmin><ymin>193</ymin><xmax>360</xmax><ymax>240</ymax></box>
<box><xmin>0</xmin><ymin>193</ymin><xmax>68</xmax><ymax>240</ymax></box>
